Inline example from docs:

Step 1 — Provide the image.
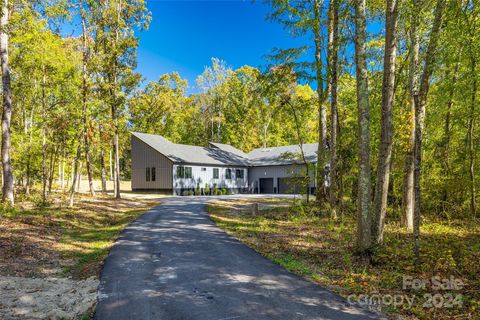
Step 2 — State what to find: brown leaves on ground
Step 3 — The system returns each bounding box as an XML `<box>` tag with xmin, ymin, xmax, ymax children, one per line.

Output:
<box><xmin>0</xmin><ymin>193</ymin><xmax>159</xmax><ymax>279</ymax></box>
<box><xmin>208</xmin><ymin>199</ymin><xmax>480</xmax><ymax>320</ymax></box>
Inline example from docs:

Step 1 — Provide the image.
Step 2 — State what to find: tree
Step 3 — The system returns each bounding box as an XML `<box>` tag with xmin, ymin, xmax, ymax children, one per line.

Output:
<box><xmin>1</xmin><ymin>0</ymin><xmax>14</xmax><ymax>205</ymax></box>
<box><xmin>353</xmin><ymin>0</ymin><xmax>372</xmax><ymax>253</ymax></box>
<box><xmin>412</xmin><ymin>0</ymin><xmax>447</xmax><ymax>263</ymax></box>
<box><xmin>372</xmin><ymin>0</ymin><xmax>399</xmax><ymax>245</ymax></box>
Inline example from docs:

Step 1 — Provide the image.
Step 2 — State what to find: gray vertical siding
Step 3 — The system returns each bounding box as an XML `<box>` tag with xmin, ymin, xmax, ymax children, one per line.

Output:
<box><xmin>248</xmin><ymin>164</ymin><xmax>315</xmax><ymax>193</ymax></box>
<box><xmin>131</xmin><ymin>135</ymin><xmax>173</xmax><ymax>190</ymax></box>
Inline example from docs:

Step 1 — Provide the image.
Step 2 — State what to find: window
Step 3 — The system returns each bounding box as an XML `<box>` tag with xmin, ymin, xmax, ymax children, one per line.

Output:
<box><xmin>225</xmin><ymin>168</ymin><xmax>232</xmax><ymax>179</ymax></box>
<box><xmin>201</xmin><ymin>167</ymin><xmax>207</xmax><ymax>171</ymax></box>
<box><xmin>185</xmin><ymin>167</ymin><xmax>192</xmax><ymax>179</ymax></box>
<box><xmin>177</xmin><ymin>166</ymin><xmax>192</xmax><ymax>178</ymax></box>
<box><xmin>236</xmin><ymin>169</ymin><xmax>244</xmax><ymax>179</ymax></box>
<box><xmin>151</xmin><ymin>167</ymin><xmax>156</xmax><ymax>181</ymax></box>
<box><xmin>146</xmin><ymin>167</ymin><xmax>151</xmax><ymax>181</ymax></box>
<box><xmin>177</xmin><ymin>166</ymin><xmax>185</xmax><ymax>178</ymax></box>
<box><xmin>213</xmin><ymin>168</ymin><xmax>219</xmax><ymax>179</ymax></box>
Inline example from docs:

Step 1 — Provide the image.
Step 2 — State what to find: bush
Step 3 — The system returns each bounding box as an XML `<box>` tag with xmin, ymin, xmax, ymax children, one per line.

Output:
<box><xmin>204</xmin><ymin>184</ymin><xmax>210</xmax><ymax>195</ymax></box>
<box><xmin>195</xmin><ymin>183</ymin><xmax>201</xmax><ymax>196</ymax></box>
<box><xmin>215</xmin><ymin>189</ymin><xmax>223</xmax><ymax>195</ymax></box>
<box><xmin>221</xmin><ymin>188</ymin><xmax>228</xmax><ymax>195</ymax></box>
<box><xmin>182</xmin><ymin>190</ymin><xmax>194</xmax><ymax>196</ymax></box>
<box><xmin>213</xmin><ymin>183</ymin><xmax>218</xmax><ymax>195</ymax></box>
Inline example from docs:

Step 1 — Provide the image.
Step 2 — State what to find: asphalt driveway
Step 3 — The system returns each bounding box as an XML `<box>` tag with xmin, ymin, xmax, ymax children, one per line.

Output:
<box><xmin>94</xmin><ymin>196</ymin><xmax>382</xmax><ymax>320</ymax></box>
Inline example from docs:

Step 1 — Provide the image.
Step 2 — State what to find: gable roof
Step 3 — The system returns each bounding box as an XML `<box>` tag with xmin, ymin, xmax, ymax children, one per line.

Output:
<box><xmin>131</xmin><ymin>132</ymin><xmax>249</xmax><ymax>166</ymax></box>
<box><xmin>209</xmin><ymin>142</ymin><xmax>249</xmax><ymax>159</ymax></box>
<box><xmin>247</xmin><ymin>143</ymin><xmax>318</xmax><ymax>166</ymax></box>
<box><xmin>131</xmin><ymin>132</ymin><xmax>318</xmax><ymax>167</ymax></box>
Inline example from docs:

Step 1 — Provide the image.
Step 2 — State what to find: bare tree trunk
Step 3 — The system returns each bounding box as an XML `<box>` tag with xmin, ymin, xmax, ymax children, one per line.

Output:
<box><xmin>41</xmin><ymin>72</ymin><xmax>48</xmax><ymax>202</ymax></box>
<box><xmin>99</xmin><ymin>124</ymin><xmax>107</xmax><ymax>193</ymax></box>
<box><xmin>441</xmin><ymin>57</ymin><xmax>460</xmax><ymax>208</ymax></box>
<box><xmin>69</xmin><ymin>142</ymin><xmax>82</xmax><ymax>207</ymax></box>
<box><xmin>109</xmin><ymin>149</ymin><xmax>113</xmax><ymax>181</ymax></box>
<box><xmin>314</xmin><ymin>0</ymin><xmax>327</xmax><ymax>205</ymax></box>
<box><xmin>413</xmin><ymin>0</ymin><xmax>447</xmax><ymax>264</ymax></box>
<box><xmin>328</xmin><ymin>0</ymin><xmax>339</xmax><ymax>219</ymax></box>
<box><xmin>354</xmin><ymin>0</ymin><xmax>372</xmax><ymax>252</ymax></box>
<box><xmin>402</xmin><ymin>0</ymin><xmax>420</xmax><ymax>232</ymax></box>
<box><xmin>48</xmin><ymin>146</ymin><xmax>58</xmax><ymax>193</ymax></box>
<box><xmin>0</xmin><ymin>0</ymin><xmax>13</xmax><ymax>205</ymax></box>
<box><xmin>468</xmin><ymin>57</ymin><xmax>477</xmax><ymax>217</ymax></box>
<box><xmin>81</xmin><ymin>8</ymin><xmax>95</xmax><ymax>197</ymax></box>
<box><xmin>372</xmin><ymin>0</ymin><xmax>398</xmax><ymax>245</ymax></box>
<box><xmin>77</xmin><ymin>160</ymin><xmax>82</xmax><ymax>192</ymax></box>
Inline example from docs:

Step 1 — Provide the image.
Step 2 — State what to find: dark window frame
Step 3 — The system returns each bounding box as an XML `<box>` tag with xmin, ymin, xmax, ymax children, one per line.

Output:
<box><xmin>177</xmin><ymin>166</ymin><xmax>185</xmax><ymax>178</ymax></box>
<box><xmin>185</xmin><ymin>166</ymin><xmax>192</xmax><ymax>179</ymax></box>
<box><xmin>225</xmin><ymin>168</ymin><xmax>232</xmax><ymax>180</ymax></box>
<box><xmin>146</xmin><ymin>167</ymin><xmax>151</xmax><ymax>181</ymax></box>
<box><xmin>235</xmin><ymin>169</ymin><xmax>244</xmax><ymax>179</ymax></box>
<box><xmin>213</xmin><ymin>168</ymin><xmax>219</xmax><ymax>179</ymax></box>
<box><xmin>151</xmin><ymin>167</ymin><xmax>156</xmax><ymax>181</ymax></box>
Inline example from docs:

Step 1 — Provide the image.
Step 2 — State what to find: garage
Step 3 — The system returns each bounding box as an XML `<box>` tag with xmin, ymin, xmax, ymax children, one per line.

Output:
<box><xmin>259</xmin><ymin>178</ymin><xmax>274</xmax><ymax>194</ymax></box>
<box><xmin>278</xmin><ymin>177</ymin><xmax>303</xmax><ymax>194</ymax></box>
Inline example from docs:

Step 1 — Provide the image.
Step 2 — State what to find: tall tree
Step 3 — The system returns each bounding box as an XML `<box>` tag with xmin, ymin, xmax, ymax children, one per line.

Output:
<box><xmin>353</xmin><ymin>0</ymin><xmax>372</xmax><ymax>252</ymax></box>
<box><xmin>328</xmin><ymin>0</ymin><xmax>340</xmax><ymax>218</ymax></box>
<box><xmin>372</xmin><ymin>0</ymin><xmax>399</xmax><ymax>244</ymax></box>
<box><xmin>401</xmin><ymin>0</ymin><xmax>420</xmax><ymax>232</ymax></box>
<box><xmin>412</xmin><ymin>0</ymin><xmax>447</xmax><ymax>262</ymax></box>
<box><xmin>1</xmin><ymin>0</ymin><xmax>14</xmax><ymax>205</ymax></box>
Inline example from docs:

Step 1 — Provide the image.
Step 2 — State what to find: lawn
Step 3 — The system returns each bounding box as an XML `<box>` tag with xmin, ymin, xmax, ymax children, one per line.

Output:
<box><xmin>0</xmin><ymin>192</ymin><xmax>160</xmax><ymax>279</ymax></box>
<box><xmin>207</xmin><ymin>198</ymin><xmax>479</xmax><ymax>320</ymax></box>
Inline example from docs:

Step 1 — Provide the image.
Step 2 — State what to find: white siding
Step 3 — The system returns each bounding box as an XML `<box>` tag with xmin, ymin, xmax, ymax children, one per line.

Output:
<box><xmin>248</xmin><ymin>164</ymin><xmax>315</xmax><ymax>193</ymax></box>
<box><xmin>173</xmin><ymin>164</ymin><xmax>248</xmax><ymax>191</ymax></box>
<box><xmin>131</xmin><ymin>135</ymin><xmax>173</xmax><ymax>190</ymax></box>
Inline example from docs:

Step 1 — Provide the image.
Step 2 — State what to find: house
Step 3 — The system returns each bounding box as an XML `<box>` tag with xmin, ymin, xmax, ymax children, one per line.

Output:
<box><xmin>131</xmin><ymin>131</ymin><xmax>319</xmax><ymax>195</ymax></box>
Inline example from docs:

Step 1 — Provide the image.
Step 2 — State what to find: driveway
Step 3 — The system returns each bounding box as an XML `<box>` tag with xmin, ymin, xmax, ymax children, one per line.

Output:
<box><xmin>95</xmin><ymin>196</ymin><xmax>382</xmax><ymax>320</ymax></box>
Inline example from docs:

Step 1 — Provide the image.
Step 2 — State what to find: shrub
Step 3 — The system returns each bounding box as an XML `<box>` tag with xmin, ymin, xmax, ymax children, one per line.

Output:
<box><xmin>215</xmin><ymin>189</ymin><xmax>222</xmax><ymax>195</ymax></box>
<box><xmin>195</xmin><ymin>183</ymin><xmax>201</xmax><ymax>196</ymax></box>
<box><xmin>213</xmin><ymin>183</ymin><xmax>218</xmax><ymax>195</ymax></box>
<box><xmin>204</xmin><ymin>184</ymin><xmax>210</xmax><ymax>195</ymax></box>
<box><xmin>221</xmin><ymin>188</ymin><xmax>228</xmax><ymax>195</ymax></box>
<box><xmin>182</xmin><ymin>190</ymin><xmax>194</xmax><ymax>196</ymax></box>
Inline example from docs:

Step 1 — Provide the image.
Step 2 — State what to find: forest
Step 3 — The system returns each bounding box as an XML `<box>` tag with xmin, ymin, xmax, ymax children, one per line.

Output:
<box><xmin>0</xmin><ymin>0</ymin><xmax>478</xmax><ymax>318</ymax></box>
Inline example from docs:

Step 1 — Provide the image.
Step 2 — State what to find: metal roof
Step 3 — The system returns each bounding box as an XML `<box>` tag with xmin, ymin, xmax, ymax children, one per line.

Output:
<box><xmin>131</xmin><ymin>132</ymin><xmax>318</xmax><ymax>167</ymax></box>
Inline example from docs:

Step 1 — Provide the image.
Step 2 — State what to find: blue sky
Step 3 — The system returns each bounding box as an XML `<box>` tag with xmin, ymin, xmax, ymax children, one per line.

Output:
<box><xmin>137</xmin><ymin>1</ymin><xmax>309</xmax><ymax>93</ymax></box>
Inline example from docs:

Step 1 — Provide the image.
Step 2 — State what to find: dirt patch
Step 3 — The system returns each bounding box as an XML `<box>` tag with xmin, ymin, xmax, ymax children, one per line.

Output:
<box><xmin>0</xmin><ymin>276</ymin><xmax>98</xmax><ymax>319</ymax></box>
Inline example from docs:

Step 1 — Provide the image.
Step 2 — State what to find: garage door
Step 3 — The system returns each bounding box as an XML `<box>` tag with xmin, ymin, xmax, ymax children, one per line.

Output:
<box><xmin>259</xmin><ymin>178</ymin><xmax>274</xmax><ymax>194</ymax></box>
<box><xmin>278</xmin><ymin>177</ymin><xmax>302</xmax><ymax>194</ymax></box>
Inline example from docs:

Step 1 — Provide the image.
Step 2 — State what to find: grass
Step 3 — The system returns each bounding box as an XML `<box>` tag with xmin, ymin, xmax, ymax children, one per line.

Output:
<box><xmin>207</xmin><ymin>198</ymin><xmax>479</xmax><ymax>320</ymax></box>
<box><xmin>0</xmin><ymin>192</ymin><xmax>160</xmax><ymax>279</ymax></box>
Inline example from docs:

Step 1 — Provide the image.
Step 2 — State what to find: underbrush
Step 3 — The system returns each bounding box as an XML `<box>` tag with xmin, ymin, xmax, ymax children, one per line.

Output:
<box><xmin>208</xmin><ymin>199</ymin><xmax>479</xmax><ymax>320</ymax></box>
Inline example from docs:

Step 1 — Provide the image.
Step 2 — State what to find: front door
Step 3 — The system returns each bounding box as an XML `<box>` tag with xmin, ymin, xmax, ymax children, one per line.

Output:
<box><xmin>259</xmin><ymin>178</ymin><xmax>274</xmax><ymax>194</ymax></box>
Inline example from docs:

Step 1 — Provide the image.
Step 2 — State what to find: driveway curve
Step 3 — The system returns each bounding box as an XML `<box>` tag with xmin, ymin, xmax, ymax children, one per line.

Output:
<box><xmin>94</xmin><ymin>196</ymin><xmax>382</xmax><ymax>320</ymax></box>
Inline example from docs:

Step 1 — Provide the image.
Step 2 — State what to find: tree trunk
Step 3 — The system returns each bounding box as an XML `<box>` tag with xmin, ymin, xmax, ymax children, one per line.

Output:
<box><xmin>468</xmin><ymin>57</ymin><xmax>477</xmax><ymax>217</ymax></box>
<box><xmin>69</xmin><ymin>142</ymin><xmax>82</xmax><ymax>207</ymax></box>
<box><xmin>314</xmin><ymin>0</ymin><xmax>326</xmax><ymax>205</ymax></box>
<box><xmin>328</xmin><ymin>0</ymin><xmax>339</xmax><ymax>219</ymax></box>
<box><xmin>441</xmin><ymin>57</ymin><xmax>460</xmax><ymax>209</ymax></box>
<box><xmin>1</xmin><ymin>0</ymin><xmax>13</xmax><ymax>205</ymax></box>
<box><xmin>413</xmin><ymin>0</ymin><xmax>447</xmax><ymax>264</ymax></box>
<box><xmin>354</xmin><ymin>0</ymin><xmax>372</xmax><ymax>252</ymax></box>
<box><xmin>41</xmin><ymin>72</ymin><xmax>48</xmax><ymax>202</ymax></box>
<box><xmin>81</xmin><ymin>9</ymin><xmax>95</xmax><ymax>197</ymax></box>
<box><xmin>99</xmin><ymin>124</ymin><xmax>107</xmax><ymax>193</ymax></box>
<box><xmin>402</xmin><ymin>0</ymin><xmax>420</xmax><ymax>232</ymax></box>
<box><xmin>372</xmin><ymin>0</ymin><xmax>398</xmax><ymax>245</ymax></box>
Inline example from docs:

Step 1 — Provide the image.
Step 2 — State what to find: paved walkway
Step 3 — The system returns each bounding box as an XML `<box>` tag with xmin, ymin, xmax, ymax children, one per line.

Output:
<box><xmin>94</xmin><ymin>196</ymin><xmax>382</xmax><ymax>320</ymax></box>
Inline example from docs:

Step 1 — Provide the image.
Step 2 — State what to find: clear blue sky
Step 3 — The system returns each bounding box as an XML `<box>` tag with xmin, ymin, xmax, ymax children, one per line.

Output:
<box><xmin>137</xmin><ymin>1</ymin><xmax>309</xmax><ymax>93</ymax></box>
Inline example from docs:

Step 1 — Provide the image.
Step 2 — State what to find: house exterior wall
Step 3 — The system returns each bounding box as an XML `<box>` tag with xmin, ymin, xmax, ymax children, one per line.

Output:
<box><xmin>248</xmin><ymin>164</ymin><xmax>316</xmax><ymax>194</ymax></box>
<box><xmin>173</xmin><ymin>164</ymin><xmax>248</xmax><ymax>194</ymax></box>
<box><xmin>131</xmin><ymin>135</ymin><xmax>173</xmax><ymax>192</ymax></box>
